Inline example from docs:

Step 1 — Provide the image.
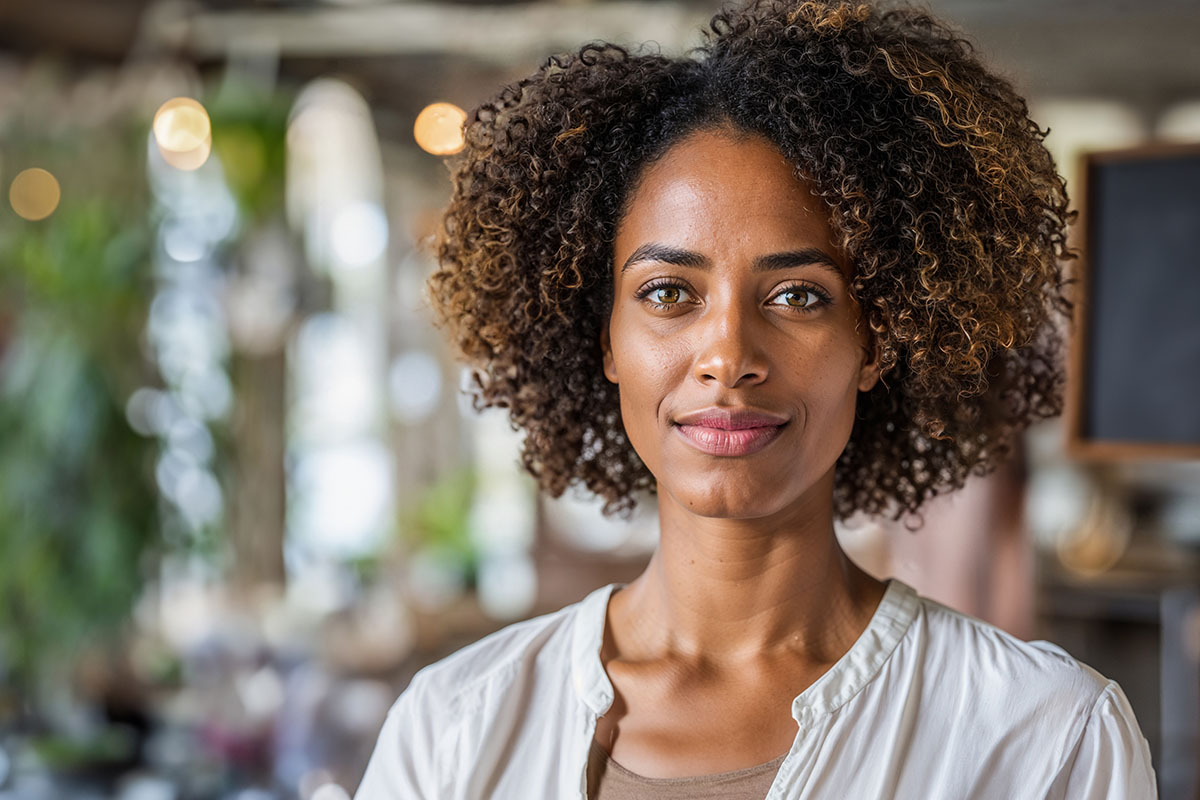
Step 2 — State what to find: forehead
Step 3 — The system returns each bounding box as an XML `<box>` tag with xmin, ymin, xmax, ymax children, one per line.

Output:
<box><xmin>614</xmin><ymin>129</ymin><xmax>843</xmax><ymax>272</ymax></box>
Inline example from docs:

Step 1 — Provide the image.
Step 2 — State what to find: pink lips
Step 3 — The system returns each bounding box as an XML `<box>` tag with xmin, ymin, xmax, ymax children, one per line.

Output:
<box><xmin>671</xmin><ymin>406</ymin><xmax>790</xmax><ymax>456</ymax></box>
<box><xmin>673</xmin><ymin>421</ymin><xmax>787</xmax><ymax>456</ymax></box>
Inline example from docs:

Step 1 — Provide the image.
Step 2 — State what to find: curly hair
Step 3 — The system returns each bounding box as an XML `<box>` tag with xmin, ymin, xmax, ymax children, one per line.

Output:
<box><xmin>426</xmin><ymin>0</ymin><xmax>1076</xmax><ymax>522</ymax></box>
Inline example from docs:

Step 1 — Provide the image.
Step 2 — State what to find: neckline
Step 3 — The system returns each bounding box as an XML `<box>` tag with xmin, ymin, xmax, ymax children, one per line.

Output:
<box><xmin>571</xmin><ymin>576</ymin><xmax>921</xmax><ymax>725</ymax></box>
<box><xmin>589</xmin><ymin>738</ymin><xmax>787</xmax><ymax>784</ymax></box>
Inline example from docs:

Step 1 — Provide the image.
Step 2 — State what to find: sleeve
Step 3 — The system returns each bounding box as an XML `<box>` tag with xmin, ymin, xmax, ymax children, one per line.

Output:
<box><xmin>1053</xmin><ymin>680</ymin><xmax>1158</xmax><ymax>800</ymax></box>
<box><xmin>353</xmin><ymin>673</ymin><xmax>447</xmax><ymax>800</ymax></box>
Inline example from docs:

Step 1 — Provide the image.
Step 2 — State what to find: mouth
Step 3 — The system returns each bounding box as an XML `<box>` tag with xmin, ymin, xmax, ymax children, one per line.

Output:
<box><xmin>672</xmin><ymin>420</ymin><xmax>788</xmax><ymax>457</ymax></box>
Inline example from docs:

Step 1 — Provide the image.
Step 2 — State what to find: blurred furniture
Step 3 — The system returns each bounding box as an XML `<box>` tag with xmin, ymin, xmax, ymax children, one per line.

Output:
<box><xmin>1066</xmin><ymin>142</ymin><xmax>1200</xmax><ymax>460</ymax></box>
<box><xmin>1035</xmin><ymin>540</ymin><xmax>1200</xmax><ymax>800</ymax></box>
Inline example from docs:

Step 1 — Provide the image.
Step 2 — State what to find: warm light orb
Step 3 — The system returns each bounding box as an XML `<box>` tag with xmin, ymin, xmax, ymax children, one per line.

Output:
<box><xmin>9</xmin><ymin>168</ymin><xmax>61</xmax><ymax>221</ymax></box>
<box><xmin>414</xmin><ymin>102</ymin><xmax>467</xmax><ymax>155</ymax></box>
<box><xmin>159</xmin><ymin>135</ymin><xmax>213</xmax><ymax>171</ymax></box>
<box><xmin>1055</xmin><ymin>493</ymin><xmax>1131</xmax><ymax>578</ymax></box>
<box><xmin>154</xmin><ymin>96</ymin><xmax>213</xmax><ymax>171</ymax></box>
<box><xmin>154</xmin><ymin>97</ymin><xmax>211</xmax><ymax>152</ymax></box>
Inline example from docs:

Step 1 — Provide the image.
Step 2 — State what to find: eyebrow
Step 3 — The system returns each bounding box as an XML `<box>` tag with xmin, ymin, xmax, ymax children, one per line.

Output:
<box><xmin>619</xmin><ymin>243</ymin><xmax>847</xmax><ymax>281</ymax></box>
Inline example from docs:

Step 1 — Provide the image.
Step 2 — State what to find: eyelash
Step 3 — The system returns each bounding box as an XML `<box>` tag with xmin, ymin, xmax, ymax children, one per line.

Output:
<box><xmin>633</xmin><ymin>279</ymin><xmax>832</xmax><ymax>314</ymax></box>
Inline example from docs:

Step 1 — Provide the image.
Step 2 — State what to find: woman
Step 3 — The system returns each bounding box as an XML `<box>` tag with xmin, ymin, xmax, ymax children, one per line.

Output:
<box><xmin>356</xmin><ymin>0</ymin><xmax>1157</xmax><ymax>797</ymax></box>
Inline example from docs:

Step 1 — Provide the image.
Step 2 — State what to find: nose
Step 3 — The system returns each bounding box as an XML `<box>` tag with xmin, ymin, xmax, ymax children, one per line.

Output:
<box><xmin>691</xmin><ymin>293</ymin><xmax>770</xmax><ymax>388</ymax></box>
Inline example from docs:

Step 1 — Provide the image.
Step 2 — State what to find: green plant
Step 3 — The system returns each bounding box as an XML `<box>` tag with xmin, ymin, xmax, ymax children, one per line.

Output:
<box><xmin>400</xmin><ymin>466</ymin><xmax>480</xmax><ymax>583</ymax></box>
<box><xmin>0</xmin><ymin>111</ymin><xmax>160</xmax><ymax>704</ymax></box>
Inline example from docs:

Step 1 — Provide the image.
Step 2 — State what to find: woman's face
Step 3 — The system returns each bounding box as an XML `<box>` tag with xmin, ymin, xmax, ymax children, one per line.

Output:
<box><xmin>601</xmin><ymin>127</ymin><xmax>880</xmax><ymax>519</ymax></box>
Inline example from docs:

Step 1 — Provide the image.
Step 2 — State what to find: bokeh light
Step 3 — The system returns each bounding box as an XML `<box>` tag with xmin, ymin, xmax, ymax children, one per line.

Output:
<box><xmin>310</xmin><ymin>783</ymin><xmax>351</xmax><ymax>800</ymax></box>
<box><xmin>413</xmin><ymin>101</ymin><xmax>466</xmax><ymax>155</ymax></box>
<box><xmin>1055</xmin><ymin>492</ymin><xmax>1133</xmax><ymax>577</ymax></box>
<box><xmin>330</xmin><ymin>201</ymin><xmax>388</xmax><ymax>268</ymax></box>
<box><xmin>388</xmin><ymin>349</ymin><xmax>442</xmax><ymax>424</ymax></box>
<box><xmin>160</xmin><ymin>134</ymin><xmax>213</xmax><ymax>171</ymax></box>
<box><xmin>9</xmin><ymin>167</ymin><xmax>61</xmax><ymax>221</ymax></box>
<box><xmin>153</xmin><ymin>96</ymin><xmax>213</xmax><ymax>171</ymax></box>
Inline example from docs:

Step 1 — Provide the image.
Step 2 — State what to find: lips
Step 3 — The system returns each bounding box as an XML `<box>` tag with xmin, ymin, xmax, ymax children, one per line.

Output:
<box><xmin>672</xmin><ymin>406</ymin><xmax>789</xmax><ymax>430</ymax></box>
<box><xmin>671</xmin><ymin>406</ymin><xmax>790</xmax><ymax>457</ymax></box>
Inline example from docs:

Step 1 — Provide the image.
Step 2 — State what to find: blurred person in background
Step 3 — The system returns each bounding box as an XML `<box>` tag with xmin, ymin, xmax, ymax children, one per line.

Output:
<box><xmin>356</xmin><ymin>0</ymin><xmax>1156</xmax><ymax>797</ymax></box>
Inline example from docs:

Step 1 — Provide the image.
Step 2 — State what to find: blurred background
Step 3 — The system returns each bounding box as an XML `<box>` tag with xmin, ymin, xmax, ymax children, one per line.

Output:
<box><xmin>1</xmin><ymin>0</ymin><xmax>1199</xmax><ymax>798</ymax></box>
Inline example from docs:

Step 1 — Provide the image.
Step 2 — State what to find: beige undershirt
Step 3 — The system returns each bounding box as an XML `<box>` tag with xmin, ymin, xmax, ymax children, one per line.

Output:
<box><xmin>587</xmin><ymin>739</ymin><xmax>787</xmax><ymax>799</ymax></box>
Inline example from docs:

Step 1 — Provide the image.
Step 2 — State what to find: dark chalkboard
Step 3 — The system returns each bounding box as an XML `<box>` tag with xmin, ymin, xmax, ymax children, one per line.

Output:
<box><xmin>1066</xmin><ymin>142</ymin><xmax>1200</xmax><ymax>459</ymax></box>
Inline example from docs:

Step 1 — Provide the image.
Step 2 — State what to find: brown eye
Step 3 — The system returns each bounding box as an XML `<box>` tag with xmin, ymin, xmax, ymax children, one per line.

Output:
<box><xmin>769</xmin><ymin>284</ymin><xmax>830</xmax><ymax>313</ymax></box>
<box><xmin>635</xmin><ymin>281</ymin><xmax>694</xmax><ymax>308</ymax></box>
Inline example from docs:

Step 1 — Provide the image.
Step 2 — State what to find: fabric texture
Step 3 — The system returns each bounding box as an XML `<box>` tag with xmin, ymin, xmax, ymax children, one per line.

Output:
<box><xmin>354</xmin><ymin>577</ymin><xmax>1158</xmax><ymax>799</ymax></box>
<box><xmin>586</xmin><ymin>738</ymin><xmax>786</xmax><ymax>799</ymax></box>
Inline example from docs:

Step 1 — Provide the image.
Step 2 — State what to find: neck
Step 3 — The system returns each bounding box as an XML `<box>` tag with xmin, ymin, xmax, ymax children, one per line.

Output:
<box><xmin>612</xmin><ymin>481</ymin><xmax>885</xmax><ymax>666</ymax></box>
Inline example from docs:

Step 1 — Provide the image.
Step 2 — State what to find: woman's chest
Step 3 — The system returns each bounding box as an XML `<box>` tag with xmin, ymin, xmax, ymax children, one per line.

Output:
<box><xmin>590</xmin><ymin>664</ymin><xmax>815</xmax><ymax>778</ymax></box>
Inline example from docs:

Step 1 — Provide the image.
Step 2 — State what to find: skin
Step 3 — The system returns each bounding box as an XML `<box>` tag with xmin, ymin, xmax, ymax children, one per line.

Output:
<box><xmin>594</xmin><ymin>125</ymin><xmax>889</xmax><ymax>778</ymax></box>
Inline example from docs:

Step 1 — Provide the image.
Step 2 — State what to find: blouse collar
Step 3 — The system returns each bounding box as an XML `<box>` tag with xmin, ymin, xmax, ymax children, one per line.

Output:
<box><xmin>570</xmin><ymin>576</ymin><xmax>920</xmax><ymax>725</ymax></box>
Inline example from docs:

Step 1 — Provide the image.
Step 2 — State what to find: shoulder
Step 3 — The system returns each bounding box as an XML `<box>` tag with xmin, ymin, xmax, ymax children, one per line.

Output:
<box><xmin>393</xmin><ymin>585</ymin><xmax>614</xmax><ymax>729</ymax></box>
<box><xmin>913</xmin><ymin>593</ymin><xmax>1113</xmax><ymax>719</ymax></box>
<box><xmin>406</xmin><ymin>598</ymin><xmax>580</xmax><ymax>706</ymax></box>
<box><xmin>904</xmin><ymin>593</ymin><xmax>1156</xmax><ymax>788</ymax></box>
<box><xmin>875</xmin><ymin>588</ymin><xmax>1156</xmax><ymax>796</ymax></box>
<box><xmin>357</xmin><ymin>595</ymin><xmax>595</xmax><ymax>798</ymax></box>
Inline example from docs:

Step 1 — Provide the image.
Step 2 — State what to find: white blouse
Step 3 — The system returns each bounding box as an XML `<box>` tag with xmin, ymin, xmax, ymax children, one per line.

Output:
<box><xmin>354</xmin><ymin>577</ymin><xmax>1158</xmax><ymax>799</ymax></box>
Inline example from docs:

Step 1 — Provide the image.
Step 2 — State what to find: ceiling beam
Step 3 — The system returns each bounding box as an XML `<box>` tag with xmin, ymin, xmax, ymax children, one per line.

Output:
<box><xmin>144</xmin><ymin>1</ymin><xmax>711</xmax><ymax>63</ymax></box>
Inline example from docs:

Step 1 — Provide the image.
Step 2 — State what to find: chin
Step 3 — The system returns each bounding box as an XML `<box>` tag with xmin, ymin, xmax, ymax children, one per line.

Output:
<box><xmin>666</xmin><ymin>480</ymin><xmax>792</xmax><ymax>520</ymax></box>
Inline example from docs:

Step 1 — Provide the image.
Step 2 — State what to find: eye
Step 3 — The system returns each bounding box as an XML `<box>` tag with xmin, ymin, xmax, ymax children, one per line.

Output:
<box><xmin>634</xmin><ymin>280</ymin><xmax>694</xmax><ymax>310</ymax></box>
<box><xmin>768</xmin><ymin>284</ymin><xmax>830</xmax><ymax>313</ymax></box>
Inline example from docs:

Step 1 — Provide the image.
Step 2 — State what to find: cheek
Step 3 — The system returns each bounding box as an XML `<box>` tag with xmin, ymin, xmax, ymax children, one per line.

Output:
<box><xmin>611</xmin><ymin>317</ymin><xmax>689</xmax><ymax>391</ymax></box>
<box><xmin>610</xmin><ymin>334</ymin><xmax>688</xmax><ymax>467</ymax></box>
<box><xmin>792</xmin><ymin>335</ymin><xmax>866</xmax><ymax>420</ymax></box>
<box><xmin>613</xmin><ymin>338</ymin><xmax>679</xmax><ymax>420</ymax></box>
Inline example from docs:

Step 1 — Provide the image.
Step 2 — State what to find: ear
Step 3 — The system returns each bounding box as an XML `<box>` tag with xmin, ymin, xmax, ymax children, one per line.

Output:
<box><xmin>857</xmin><ymin>327</ymin><xmax>882</xmax><ymax>393</ymax></box>
<box><xmin>600</xmin><ymin>318</ymin><xmax>618</xmax><ymax>384</ymax></box>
